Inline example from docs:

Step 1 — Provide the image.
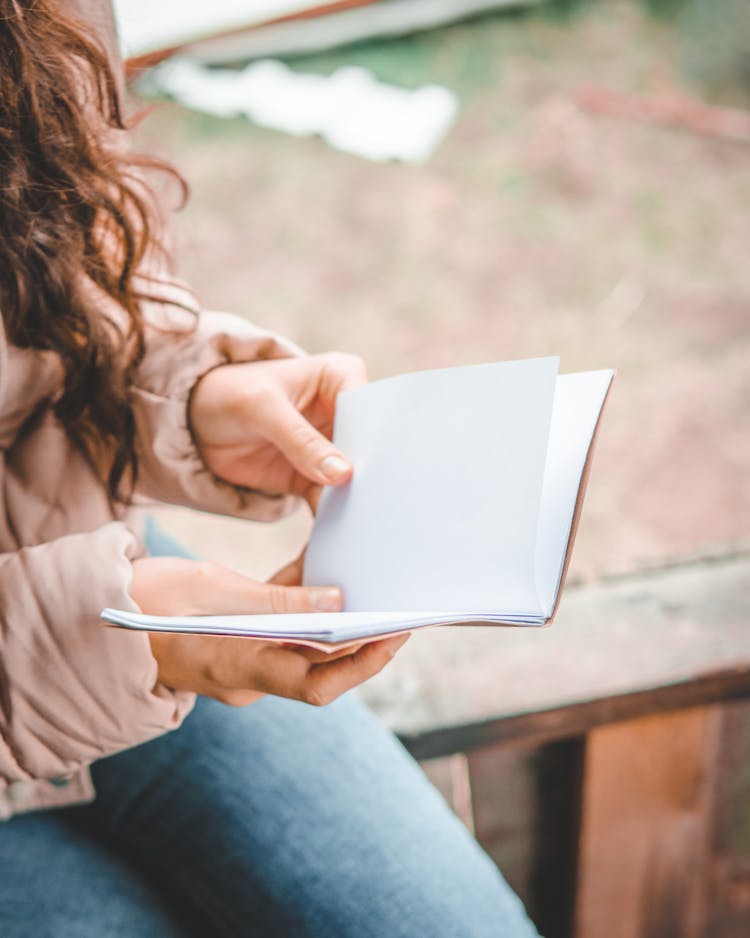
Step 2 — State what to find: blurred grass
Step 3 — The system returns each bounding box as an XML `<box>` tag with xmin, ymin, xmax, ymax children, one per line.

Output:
<box><xmin>140</xmin><ymin>0</ymin><xmax>749</xmax><ymax>153</ymax></box>
<box><xmin>679</xmin><ymin>0</ymin><xmax>750</xmax><ymax>99</ymax></box>
<box><xmin>279</xmin><ymin>0</ymin><xmax>750</xmax><ymax>104</ymax></box>
<box><xmin>278</xmin><ymin>8</ymin><xmax>542</xmax><ymax>94</ymax></box>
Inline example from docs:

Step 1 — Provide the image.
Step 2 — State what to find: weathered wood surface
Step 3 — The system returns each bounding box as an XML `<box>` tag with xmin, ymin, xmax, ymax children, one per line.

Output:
<box><xmin>361</xmin><ymin>551</ymin><xmax>750</xmax><ymax>759</ymax></box>
<box><xmin>575</xmin><ymin>707</ymin><xmax>721</xmax><ymax>938</ymax></box>
<box><xmin>467</xmin><ymin>738</ymin><xmax>583</xmax><ymax>938</ymax></box>
<box><xmin>704</xmin><ymin>700</ymin><xmax>750</xmax><ymax>938</ymax></box>
<box><xmin>359</xmin><ymin>551</ymin><xmax>750</xmax><ymax>938</ymax></box>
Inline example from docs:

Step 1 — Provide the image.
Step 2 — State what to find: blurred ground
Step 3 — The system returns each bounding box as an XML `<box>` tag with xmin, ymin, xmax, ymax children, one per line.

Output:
<box><xmin>133</xmin><ymin>0</ymin><xmax>750</xmax><ymax>581</ymax></box>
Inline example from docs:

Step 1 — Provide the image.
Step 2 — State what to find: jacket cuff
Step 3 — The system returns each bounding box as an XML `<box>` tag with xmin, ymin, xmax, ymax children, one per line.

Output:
<box><xmin>132</xmin><ymin>310</ymin><xmax>303</xmax><ymax>520</ymax></box>
<box><xmin>0</xmin><ymin>522</ymin><xmax>194</xmax><ymax>784</ymax></box>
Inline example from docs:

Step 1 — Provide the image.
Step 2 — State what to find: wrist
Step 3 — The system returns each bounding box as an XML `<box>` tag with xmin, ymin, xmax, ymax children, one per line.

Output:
<box><xmin>147</xmin><ymin>630</ymin><xmax>184</xmax><ymax>691</ymax></box>
<box><xmin>188</xmin><ymin>363</ymin><xmax>238</xmax><ymax>447</ymax></box>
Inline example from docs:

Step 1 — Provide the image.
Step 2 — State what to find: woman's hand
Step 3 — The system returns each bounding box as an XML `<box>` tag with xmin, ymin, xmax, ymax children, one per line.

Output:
<box><xmin>189</xmin><ymin>353</ymin><xmax>367</xmax><ymax>507</ymax></box>
<box><xmin>132</xmin><ymin>555</ymin><xmax>408</xmax><ymax>707</ymax></box>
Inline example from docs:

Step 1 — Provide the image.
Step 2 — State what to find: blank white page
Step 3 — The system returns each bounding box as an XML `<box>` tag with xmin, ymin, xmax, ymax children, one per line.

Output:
<box><xmin>534</xmin><ymin>369</ymin><xmax>614</xmax><ymax>617</ymax></box>
<box><xmin>304</xmin><ymin>357</ymin><xmax>559</xmax><ymax>615</ymax></box>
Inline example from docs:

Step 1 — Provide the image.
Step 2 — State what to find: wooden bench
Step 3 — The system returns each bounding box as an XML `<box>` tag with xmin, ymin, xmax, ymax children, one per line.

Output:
<box><xmin>361</xmin><ymin>547</ymin><xmax>750</xmax><ymax>938</ymax></box>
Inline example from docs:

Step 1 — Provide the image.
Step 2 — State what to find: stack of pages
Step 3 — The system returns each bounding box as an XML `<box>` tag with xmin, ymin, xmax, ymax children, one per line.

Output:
<box><xmin>103</xmin><ymin>357</ymin><xmax>614</xmax><ymax>649</ymax></box>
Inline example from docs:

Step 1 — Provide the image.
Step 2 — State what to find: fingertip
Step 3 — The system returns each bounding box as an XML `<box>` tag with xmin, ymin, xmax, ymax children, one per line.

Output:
<box><xmin>319</xmin><ymin>453</ymin><xmax>352</xmax><ymax>484</ymax></box>
<box><xmin>361</xmin><ymin>631</ymin><xmax>410</xmax><ymax>660</ymax></box>
<box><xmin>309</xmin><ymin>586</ymin><xmax>344</xmax><ymax>612</ymax></box>
<box><xmin>382</xmin><ymin>632</ymin><xmax>411</xmax><ymax>657</ymax></box>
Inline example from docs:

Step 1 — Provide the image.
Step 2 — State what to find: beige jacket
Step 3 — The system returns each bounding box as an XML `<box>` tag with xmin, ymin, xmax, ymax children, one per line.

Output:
<box><xmin>0</xmin><ymin>286</ymin><xmax>297</xmax><ymax>819</ymax></box>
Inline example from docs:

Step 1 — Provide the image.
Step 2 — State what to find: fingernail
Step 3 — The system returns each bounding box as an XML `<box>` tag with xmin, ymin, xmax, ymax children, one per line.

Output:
<box><xmin>320</xmin><ymin>454</ymin><xmax>351</xmax><ymax>482</ymax></box>
<box><xmin>310</xmin><ymin>587</ymin><xmax>343</xmax><ymax>612</ymax></box>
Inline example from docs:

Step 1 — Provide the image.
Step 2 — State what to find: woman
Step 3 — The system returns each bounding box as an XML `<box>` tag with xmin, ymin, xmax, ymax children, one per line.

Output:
<box><xmin>0</xmin><ymin>2</ymin><xmax>541</xmax><ymax>936</ymax></box>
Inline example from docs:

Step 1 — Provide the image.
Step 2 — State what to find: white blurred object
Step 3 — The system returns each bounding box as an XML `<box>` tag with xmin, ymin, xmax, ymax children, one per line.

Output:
<box><xmin>114</xmin><ymin>1</ymin><xmax>543</xmax><ymax>61</ymax></box>
<box><xmin>144</xmin><ymin>58</ymin><xmax>459</xmax><ymax>163</ymax></box>
<box><xmin>114</xmin><ymin>1</ymin><xmax>331</xmax><ymax>58</ymax></box>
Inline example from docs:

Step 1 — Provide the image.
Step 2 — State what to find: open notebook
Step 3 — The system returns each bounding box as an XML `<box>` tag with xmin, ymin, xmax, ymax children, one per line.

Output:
<box><xmin>103</xmin><ymin>357</ymin><xmax>614</xmax><ymax>649</ymax></box>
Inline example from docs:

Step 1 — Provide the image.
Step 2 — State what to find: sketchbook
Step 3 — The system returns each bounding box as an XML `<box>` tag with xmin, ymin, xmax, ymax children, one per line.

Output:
<box><xmin>102</xmin><ymin>357</ymin><xmax>614</xmax><ymax>649</ymax></box>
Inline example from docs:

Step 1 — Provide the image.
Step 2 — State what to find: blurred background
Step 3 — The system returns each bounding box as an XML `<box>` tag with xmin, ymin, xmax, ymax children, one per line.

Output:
<box><xmin>126</xmin><ymin>0</ymin><xmax>750</xmax><ymax>581</ymax></box>
<box><xmin>121</xmin><ymin>3</ymin><xmax>749</xmax><ymax>936</ymax></box>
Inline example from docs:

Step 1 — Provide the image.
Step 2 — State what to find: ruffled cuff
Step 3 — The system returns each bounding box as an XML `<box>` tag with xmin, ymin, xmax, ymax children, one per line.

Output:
<box><xmin>132</xmin><ymin>309</ymin><xmax>303</xmax><ymax>519</ymax></box>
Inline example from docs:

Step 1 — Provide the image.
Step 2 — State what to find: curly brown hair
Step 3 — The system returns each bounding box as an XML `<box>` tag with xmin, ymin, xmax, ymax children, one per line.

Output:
<box><xmin>0</xmin><ymin>0</ymin><xmax>186</xmax><ymax>501</ymax></box>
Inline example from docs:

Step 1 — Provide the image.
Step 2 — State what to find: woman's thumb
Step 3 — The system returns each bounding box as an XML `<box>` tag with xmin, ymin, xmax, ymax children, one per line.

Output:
<box><xmin>251</xmin><ymin>580</ymin><xmax>344</xmax><ymax>614</ymax></box>
<box><xmin>261</xmin><ymin>396</ymin><xmax>352</xmax><ymax>486</ymax></box>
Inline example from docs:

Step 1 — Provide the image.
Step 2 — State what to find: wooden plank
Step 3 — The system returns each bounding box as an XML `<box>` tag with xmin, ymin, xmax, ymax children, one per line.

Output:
<box><xmin>421</xmin><ymin>753</ymin><xmax>475</xmax><ymax>833</ymax></box>
<box><xmin>183</xmin><ymin>0</ymin><xmax>544</xmax><ymax>64</ymax></box>
<box><xmin>359</xmin><ymin>552</ymin><xmax>750</xmax><ymax>758</ymax></box>
<box><xmin>575</xmin><ymin>707</ymin><xmax>721</xmax><ymax>938</ymax></box>
<box><xmin>468</xmin><ymin>738</ymin><xmax>584</xmax><ymax>938</ymax></box>
<box><xmin>119</xmin><ymin>1</ymin><xmax>376</xmax><ymax>57</ymax></box>
<box><xmin>704</xmin><ymin>700</ymin><xmax>750</xmax><ymax>937</ymax></box>
<box><xmin>399</xmin><ymin>670</ymin><xmax>750</xmax><ymax>761</ymax></box>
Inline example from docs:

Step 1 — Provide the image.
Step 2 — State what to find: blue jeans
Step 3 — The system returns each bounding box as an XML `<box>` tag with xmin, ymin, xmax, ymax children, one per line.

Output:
<box><xmin>0</xmin><ymin>522</ymin><xmax>541</xmax><ymax>937</ymax></box>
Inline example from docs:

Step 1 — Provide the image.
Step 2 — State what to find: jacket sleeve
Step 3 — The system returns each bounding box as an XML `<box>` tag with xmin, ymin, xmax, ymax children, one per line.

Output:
<box><xmin>0</xmin><ymin>521</ymin><xmax>194</xmax><ymax>788</ymax></box>
<box><xmin>131</xmin><ymin>285</ymin><xmax>303</xmax><ymax>520</ymax></box>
